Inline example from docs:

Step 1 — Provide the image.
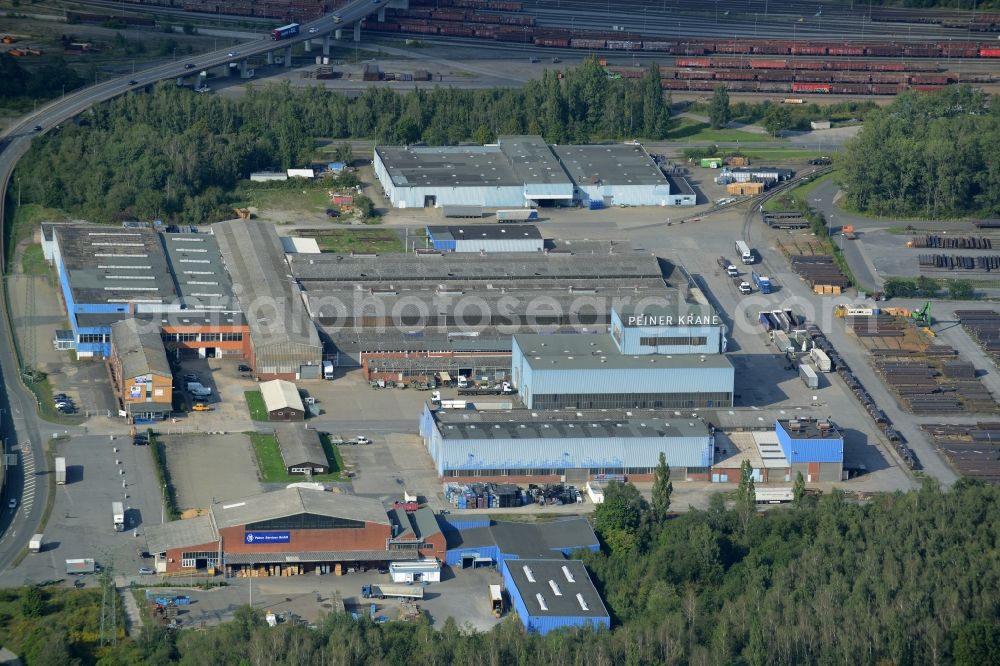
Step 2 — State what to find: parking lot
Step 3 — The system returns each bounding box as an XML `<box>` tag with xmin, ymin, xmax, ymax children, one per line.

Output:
<box><xmin>163</xmin><ymin>433</ymin><xmax>262</xmax><ymax>511</ymax></box>
<box><xmin>170</xmin><ymin>357</ymin><xmax>256</xmax><ymax>430</ymax></box>
<box><xmin>0</xmin><ymin>433</ymin><xmax>164</xmax><ymax>587</ymax></box>
<box><xmin>139</xmin><ymin>565</ymin><xmax>503</xmax><ymax>631</ymax></box>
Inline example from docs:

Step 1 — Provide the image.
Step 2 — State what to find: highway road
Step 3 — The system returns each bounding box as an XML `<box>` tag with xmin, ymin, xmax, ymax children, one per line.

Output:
<box><xmin>0</xmin><ymin>0</ymin><xmax>393</xmax><ymax>574</ymax></box>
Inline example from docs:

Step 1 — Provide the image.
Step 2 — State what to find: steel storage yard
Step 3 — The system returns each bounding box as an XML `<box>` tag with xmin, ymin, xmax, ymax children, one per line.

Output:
<box><xmin>213</xmin><ymin>220</ymin><xmax>322</xmax><ymax>379</ymax></box>
<box><xmin>420</xmin><ymin>405</ymin><xmax>713</xmax><ymax>481</ymax></box>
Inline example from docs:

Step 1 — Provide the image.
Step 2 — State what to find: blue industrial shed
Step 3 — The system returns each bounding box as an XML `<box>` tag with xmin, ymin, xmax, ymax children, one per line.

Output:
<box><xmin>425</xmin><ymin>225</ymin><xmax>544</xmax><ymax>253</ymax></box>
<box><xmin>775</xmin><ymin>418</ymin><xmax>844</xmax><ymax>482</ymax></box>
<box><xmin>441</xmin><ymin>517</ymin><xmax>599</xmax><ymax>568</ymax></box>
<box><xmin>501</xmin><ymin>559</ymin><xmax>610</xmax><ymax>635</ymax></box>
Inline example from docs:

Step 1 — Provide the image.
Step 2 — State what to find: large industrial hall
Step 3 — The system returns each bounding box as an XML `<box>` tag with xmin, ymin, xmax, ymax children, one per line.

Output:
<box><xmin>374</xmin><ymin>135</ymin><xmax>679</xmax><ymax>209</ymax></box>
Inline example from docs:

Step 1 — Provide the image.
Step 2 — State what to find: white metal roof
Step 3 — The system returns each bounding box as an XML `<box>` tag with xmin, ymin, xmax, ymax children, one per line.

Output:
<box><xmin>260</xmin><ymin>379</ymin><xmax>305</xmax><ymax>413</ymax></box>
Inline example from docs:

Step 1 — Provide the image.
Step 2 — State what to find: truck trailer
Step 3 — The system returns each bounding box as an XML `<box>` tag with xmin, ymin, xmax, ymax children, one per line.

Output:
<box><xmin>799</xmin><ymin>363</ymin><xmax>819</xmax><ymax>389</ymax></box>
<box><xmin>810</xmin><ymin>348</ymin><xmax>832</xmax><ymax>372</ymax></box>
<box><xmin>362</xmin><ymin>584</ymin><xmax>425</xmax><ymax>600</ymax></box>
<box><xmin>29</xmin><ymin>534</ymin><xmax>43</xmax><ymax>553</ymax></box>
<box><xmin>752</xmin><ymin>271</ymin><xmax>773</xmax><ymax>294</ymax></box>
<box><xmin>489</xmin><ymin>585</ymin><xmax>503</xmax><ymax>618</ymax></box>
<box><xmin>66</xmin><ymin>558</ymin><xmax>96</xmax><ymax>575</ymax></box>
<box><xmin>113</xmin><ymin>502</ymin><xmax>125</xmax><ymax>532</ymax></box>
<box><xmin>55</xmin><ymin>457</ymin><xmax>66</xmax><ymax>484</ymax></box>
<box><xmin>272</xmin><ymin>23</ymin><xmax>300</xmax><ymax>40</ymax></box>
<box><xmin>496</xmin><ymin>209</ymin><xmax>538</xmax><ymax>222</ymax></box>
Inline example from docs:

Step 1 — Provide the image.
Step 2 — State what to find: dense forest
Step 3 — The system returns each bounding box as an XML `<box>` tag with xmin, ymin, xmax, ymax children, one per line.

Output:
<box><xmin>840</xmin><ymin>86</ymin><xmax>1000</xmax><ymax>219</ymax></box>
<box><xmin>12</xmin><ymin>59</ymin><xmax>668</xmax><ymax>225</ymax></box>
<box><xmin>5</xmin><ymin>479</ymin><xmax>1000</xmax><ymax>665</ymax></box>
<box><xmin>0</xmin><ymin>53</ymin><xmax>85</xmax><ymax>103</ymax></box>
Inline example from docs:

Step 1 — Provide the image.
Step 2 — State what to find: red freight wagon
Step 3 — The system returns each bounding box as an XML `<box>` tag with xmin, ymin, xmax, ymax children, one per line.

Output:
<box><xmin>607</xmin><ymin>40</ymin><xmax>639</xmax><ymax>50</ymax></box>
<box><xmin>431</xmin><ymin>9</ymin><xmax>466</xmax><ymax>20</ymax></box>
<box><xmin>828</xmin><ymin>46</ymin><xmax>865</xmax><ymax>56</ymax></box>
<box><xmin>830</xmin><ymin>71</ymin><xmax>871</xmax><ymax>82</ymax></box>
<box><xmin>689</xmin><ymin>79</ymin><xmax>717</xmax><ymax>90</ymax></box>
<box><xmin>791</xmin><ymin>60</ymin><xmax>823</xmax><ymax>70</ymax></box>
<box><xmin>714</xmin><ymin>70</ymin><xmax>755</xmax><ymax>80</ymax></box>
<box><xmin>757</xmin><ymin>70</ymin><xmax>795</xmax><ymax>81</ymax></box>
<box><xmin>752</xmin><ymin>41</ymin><xmax>790</xmax><ymax>54</ymax></box>
<box><xmin>399</xmin><ymin>21</ymin><xmax>440</xmax><ymax>34</ymax></box>
<box><xmin>642</xmin><ymin>42</ymin><xmax>673</xmax><ymax>52</ymax></box>
<box><xmin>831</xmin><ymin>83</ymin><xmax>869</xmax><ymax>94</ymax></box>
<box><xmin>677</xmin><ymin>43</ymin><xmax>710</xmax><ymax>55</ymax></box>
<box><xmin>474</xmin><ymin>27</ymin><xmax>495</xmax><ymax>38</ymax></box>
<box><xmin>366</xmin><ymin>21</ymin><xmax>399</xmax><ymax>31</ymax></box>
<box><xmin>750</xmin><ymin>59</ymin><xmax>788</xmax><ymax>69</ymax></box>
<box><xmin>909</xmin><ymin>74</ymin><xmax>951</xmax><ymax>84</ymax></box>
<box><xmin>758</xmin><ymin>81</ymin><xmax>793</xmax><ymax>92</ymax></box>
<box><xmin>865</xmin><ymin>45</ymin><xmax>903</xmax><ymax>57</ymax></box>
<box><xmin>535</xmin><ymin>37</ymin><xmax>570</xmax><ymax>47</ymax></box>
<box><xmin>791</xmin><ymin>45</ymin><xmax>828</xmax><ymax>55</ymax></box>
<box><xmin>870</xmin><ymin>73</ymin><xmax>905</xmax><ymax>84</ymax></box>
<box><xmin>795</xmin><ymin>71</ymin><xmax>832</xmax><ymax>82</ymax></box>
<box><xmin>871</xmin><ymin>83</ymin><xmax>902</xmax><ymax>94</ymax></box>
<box><xmin>872</xmin><ymin>62</ymin><xmax>905</xmax><ymax>71</ymax></box>
<box><xmin>677</xmin><ymin>69</ymin><xmax>712</xmax><ymax>79</ymax></box>
<box><xmin>713</xmin><ymin>58</ymin><xmax>748</xmax><ymax>68</ymax></box>
<box><xmin>439</xmin><ymin>25</ymin><xmax>475</xmax><ymax>36</ymax></box>
<box><xmin>728</xmin><ymin>80</ymin><xmax>757</xmax><ymax>91</ymax></box>
<box><xmin>676</xmin><ymin>57</ymin><xmax>711</xmax><ymax>67</ymax></box>
<box><xmin>661</xmin><ymin>79</ymin><xmax>690</xmax><ymax>90</ymax></box>
<box><xmin>570</xmin><ymin>39</ymin><xmax>606</xmax><ymax>49</ymax></box>
<box><xmin>980</xmin><ymin>48</ymin><xmax>1000</xmax><ymax>57</ymax></box>
<box><xmin>910</xmin><ymin>84</ymin><xmax>946</xmax><ymax>91</ymax></box>
<box><xmin>792</xmin><ymin>82</ymin><xmax>832</xmax><ymax>92</ymax></box>
<box><xmin>903</xmin><ymin>46</ymin><xmax>939</xmax><ymax>56</ymax></box>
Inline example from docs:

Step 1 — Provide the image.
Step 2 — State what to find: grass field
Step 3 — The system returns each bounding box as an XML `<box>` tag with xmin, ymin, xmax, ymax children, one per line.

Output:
<box><xmin>665</xmin><ymin>117</ymin><xmax>776</xmax><ymax>143</ymax></box>
<box><xmin>6</xmin><ymin>203</ymin><xmax>67</xmax><ymax>266</ymax></box>
<box><xmin>763</xmin><ymin>171</ymin><xmax>838</xmax><ymax>212</ymax></box>
<box><xmin>297</xmin><ymin>228</ymin><xmax>404</xmax><ymax>254</ymax></box>
<box><xmin>244</xmin><ymin>391</ymin><xmax>268</xmax><ymax>421</ymax></box>
<box><xmin>249</xmin><ymin>432</ymin><xmax>344</xmax><ymax>483</ymax></box>
<box><xmin>21</xmin><ymin>244</ymin><xmax>51</xmax><ymax>278</ymax></box>
<box><xmin>233</xmin><ymin>186</ymin><xmax>332</xmax><ymax>215</ymax></box>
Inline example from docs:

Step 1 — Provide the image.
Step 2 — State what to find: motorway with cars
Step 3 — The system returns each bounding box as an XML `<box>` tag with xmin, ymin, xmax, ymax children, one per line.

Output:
<box><xmin>0</xmin><ymin>0</ymin><xmax>393</xmax><ymax>573</ymax></box>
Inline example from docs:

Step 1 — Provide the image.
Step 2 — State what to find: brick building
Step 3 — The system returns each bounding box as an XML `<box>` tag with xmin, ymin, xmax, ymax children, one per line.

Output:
<box><xmin>144</xmin><ymin>488</ymin><xmax>443</xmax><ymax>576</ymax></box>
<box><xmin>109</xmin><ymin>318</ymin><xmax>173</xmax><ymax>422</ymax></box>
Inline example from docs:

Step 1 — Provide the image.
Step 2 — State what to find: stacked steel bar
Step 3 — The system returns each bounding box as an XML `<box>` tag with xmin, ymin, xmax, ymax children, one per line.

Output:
<box><xmin>921</xmin><ymin>423</ymin><xmax>1000</xmax><ymax>482</ymax></box>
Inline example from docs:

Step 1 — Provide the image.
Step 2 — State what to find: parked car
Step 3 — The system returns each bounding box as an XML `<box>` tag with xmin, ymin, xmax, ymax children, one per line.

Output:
<box><xmin>237</xmin><ymin>364</ymin><xmax>251</xmax><ymax>372</ymax></box>
<box><xmin>138</xmin><ymin>567</ymin><xmax>155</xmax><ymax>575</ymax></box>
<box><xmin>8</xmin><ymin>499</ymin><xmax>16</xmax><ymax>510</ymax></box>
<box><xmin>128</xmin><ymin>79</ymin><xmax>138</xmax><ymax>86</ymax></box>
<box><xmin>325</xmin><ymin>208</ymin><xmax>340</xmax><ymax>217</ymax></box>
<box><xmin>192</xmin><ymin>403</ymin><xmax>212</xmax><ymax>412</ymax></box>
<box><xmin>183</xmin><ymin>373</ymin><xmax>199</xmax><ymax>383</ymax></box>
<box><xmin>309</xmin><ymin>27</ymin><xmax>319</xmax><ymax>33</ymax></box>
<box><xmin>33</xmin><ymin>125</ymin><xmax>43</xmax><ymax>132</ymax></box>
<box><xmin>133</xmin><ymin>434</ymin><xmax>148</xmax><ymax>446</ymax></box>
<box><xmin>184</xmin><ymin>63</ymin><xmax>195</xmax><ymax>69</ymax></box>
<box><xmin>355</xmin><ymin>436</ymin><xmax>371</xmax><ymax>445</ymax></box>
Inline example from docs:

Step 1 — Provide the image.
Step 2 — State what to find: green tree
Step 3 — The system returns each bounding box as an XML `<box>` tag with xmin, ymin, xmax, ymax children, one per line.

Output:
<box><xmin>708</xmin><ymin>86</ymin><xmax>730</xmax><ymax>129</ymax></box>
<box><xmin>735</xmin><ymin>459</ymin><xmax>756</xmax><ymax>536</ymax></box>
<box><xmin>354</xmin><ymin>194</ymin><xmax>375</xmax><ymax>219</ymax></box>
<box><xmin>651</xmin><ymin>451</ymin><xmax>673</xmax><ymax>521</ymax></box>
<box><xmin>20</xmin><ymin>585</ymin><xmax>44</xmax><ymax>617</ymax></box>
<box><xmin>952</xmin><ymin>621</ymin><xmax>1000</xmax><ymax>666</ymax></box>
<box><xmin>593</xmin><ymin>481</ymin><xmax>648</xmax><ymax>553</ymax></box>
<box><xmin>793</xmin><ymin>470</ymin><xmax>806</xmax><ymax>506</ymax></box>
<box><xmin>762</xmin><ymin>104</ymin><xmax>792</xmax><ymax>137</ymax></box>
<box><xmin>947</xmin><ymin>280</ymin><xmax>974</xmax><ymax>300</ymax></box>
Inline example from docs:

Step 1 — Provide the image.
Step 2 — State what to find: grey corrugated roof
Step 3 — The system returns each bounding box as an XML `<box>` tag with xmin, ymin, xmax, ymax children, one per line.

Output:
<box><xmin>275</xmin><ymin>424</ymin><xmax>327</xmax><ymax>468</ymax></box>
<box><xmin>553</xmin><ymin>144</ymin><xmax>668</xmax><ymax>187</ymax></box>
<box><xmin>504</xmin><ymin>558</ymin><xmax>609</xmax><ymax>619</ymax></box>
<box><xmin>411</xmin><ymin>507</ymin><xmax>441</xmax><ymax>539</ymax></box>
<box><xmin>212</xmin><ymin>220</ymin><xmax>321</xmax><ymax>352</ymax></box>
<box><xmin>260</xmin><ymin>379</ymin><xmax>304</xmax><ymax>413</ymax></box>
<box><xmin>145</xmin><ymin>515</ymin><xmax>217</xmax><ymax>554</ymax></box>
<box><xmin>55</xmin><ymin>225</ymin><xmax>176</xmax><ymax>305</ymax></box>
<box><xmin>497</xmin><ymin>135</ymin><xmax>573</xmax><ymax>187</ymax></box>
<box><xmin>426</xmin><ymin>225</ymin><xmax>542</xmax><ymax>242</ymax></box>
<box><xmin>433</xmin><ymin>409</ymin><xmax>710</xmax><ymax>441</ymax></box>
<box><xmin>491</xmin><ymin>518</ymin><xmax>599</xmax><ymax>558</ymax></box>
<box><xmin>376</xmin><ymin>145</ymin><xmax>522</xmax><ymax>188</ymax></box>
<box><xmin>515</xmin><ymin>333</ymin><xmax>734</xmax><ymax>370</ymax></box>
<box><xmin>212</xmin><ymin>488</ymin><xmax>390</xmax><ymax>528</ymax></box>
<box><xmin>225</xmin><ymin>550</ymin><xmax>415</xmax><ymax>564</ymax></box>
<box><xmin>665</xmin><ymin>174</ymin><xmax>695</xmax><ymax>195</ymax></box>
<box><xmin>111</xmin><ymin>318</ymin><xmax>171</xmax><ymax>379</ymax></box>
<box><xmin>161</xmin><ymin>232</ymin><xmax>240</xmax><ymax>312</ymax></box>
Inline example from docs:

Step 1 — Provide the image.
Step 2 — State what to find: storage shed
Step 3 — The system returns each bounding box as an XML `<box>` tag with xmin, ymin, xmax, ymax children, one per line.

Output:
<box><xmin>274</xmin><ymin>424</ymin><xmax>328</xmax><ymax>474</ymax></box>
<box><xmin>425</xmin><ymin>225</ymin><xmax>544</xmax><ymax>253</ymax></box>
<box><xmin>501</xmin><ymin>559</ymin><xmax>610</xmax><ymax>635</ymax></box>
<box><xmin>260</xmin><ymin>379</ymin><xmax>305</xmax><ymax>421</ymax></box>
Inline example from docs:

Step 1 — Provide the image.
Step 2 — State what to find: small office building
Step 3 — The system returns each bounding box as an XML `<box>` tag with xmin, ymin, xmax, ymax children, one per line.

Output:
<box><xmin>109</xmin><ymin>318</ymin><xmax>173</xmax><ymax>422</ymax></box>
<box><xmin>775</xmin><ymin>418</ymin><xmax>844</xmax><ymax>482</ymax></box>
<box><xmin>501</xmin><ymin>559</ymin><xmax>610</xmax><ymax>635</ymax></box>
<box><xmin>260</xmin><ymin>379</ymin><xmax>305</xmax><ymax>421</ymax></box>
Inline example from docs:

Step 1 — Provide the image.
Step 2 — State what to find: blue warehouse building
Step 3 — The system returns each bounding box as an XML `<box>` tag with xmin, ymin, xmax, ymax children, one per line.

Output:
<box><xmin>441</xmin><ymin>517</ymin><xmax>599</xmax><ymax>568</ymax></box>
<box><xmin>501</xmin><ymin>559</ymin><xmax>610</xmax><ymax>635</ymax></box>
<box><xmin>775</xmin><ymin>418</ymin><xmax>844</xmax><ymax>482</ymax></box>
<box><xmin>425</xmin><ymin>225</ymin><xmax>544</xmax><ymax>253</ymax></box>
<box><xmin>421</xmin><ymin>405</ymin><xmax>714</xmax><ymax>481</ymax></box>
<box><xmin>511</xmin><ymin>304</ymin><xmax>734</xmax><ymax>411</ymax></box>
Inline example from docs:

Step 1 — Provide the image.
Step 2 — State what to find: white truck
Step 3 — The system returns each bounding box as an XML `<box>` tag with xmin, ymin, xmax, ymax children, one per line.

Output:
<box><xmin>113</xmin><ymin>501</ymin><xmax>125</xmax><ymax>532</ymax></box>
<box><xmin>29</xmin><ymin>534</ymin><xmax>43</xmax><ymax>553</ymax></box>
<box><xmin>66</xmin><ymin>558</ymin><xmax>96</xmax><ymax>575</ymax></box>
<box><xmin>55</xmin><ymin>457</ymin><xmax>66</xmax><ymax>484</ymax></box>
<box><xmin>323</xmin><ymin>360</ymin><xmax>334</xmax><ymax>380</ymax></box>
<box><xmin>735</xmin><ymin>240</ymin><xmax>754</xmax><ymax>264</ymax></box>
